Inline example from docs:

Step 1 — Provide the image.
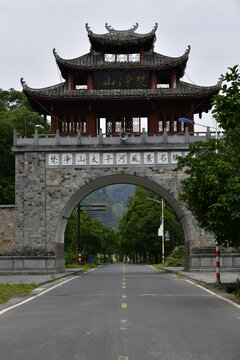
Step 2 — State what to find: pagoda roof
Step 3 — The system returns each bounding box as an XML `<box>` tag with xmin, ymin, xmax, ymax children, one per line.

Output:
<box><xmin>53</xmin><ymin>46</ymin><xmax>191</xmax><ymax>80</ymax></box>
<box><xmin>85</xmin><ymin>23</ymin><xmax>158</xmax><ymax>52</ymax></box>
<box><xmin>21</xmin><ymin>78</ymin><xmax>222</xmax><ymax>115</ymax></box>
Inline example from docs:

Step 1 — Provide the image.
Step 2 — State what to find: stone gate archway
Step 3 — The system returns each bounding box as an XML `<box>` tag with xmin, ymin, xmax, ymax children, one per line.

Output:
<box><xmin>1</xmin><ymin>132</ymin><xmax>239</xmax><ymax>274</ymax></box>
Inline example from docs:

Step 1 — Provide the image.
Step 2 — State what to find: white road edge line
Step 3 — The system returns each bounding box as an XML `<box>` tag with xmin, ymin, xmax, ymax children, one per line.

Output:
<box><xmin>183</xmin><ymin>280</ymin><xmax>240</xmax><ymax>310</ymax></box>
<box><xmin>0</xmin><ymin>267</ymin><xmax>98</xmax><ymax>316</ymax></box>
<box><xmin>148</xmin><ymin>265</ymin><xmax>240</xmax><ymax>310</ymax></box>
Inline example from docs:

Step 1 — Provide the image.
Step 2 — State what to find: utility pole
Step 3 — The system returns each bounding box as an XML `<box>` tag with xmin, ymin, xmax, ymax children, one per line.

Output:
<box><xmin>161</xmin><ymin>199</ymin><xmax>165</xmax><ymax>265</ymax></box>
<box><xmin>77</xmin><ymin>204</ymin><xmax>81</xmax><ymax>265</ymax></box>
<box><xmin>147</xmin><ymin>197</ymin><xmax>165</xmax><ymax>264</ymax></box>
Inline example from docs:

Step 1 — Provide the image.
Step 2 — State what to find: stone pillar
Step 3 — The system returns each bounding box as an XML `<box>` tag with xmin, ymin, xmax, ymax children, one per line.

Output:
<box><xmin>11</xmin><ymin>151</ymin><xmax>64</xmax><ymax>273</ymax></box>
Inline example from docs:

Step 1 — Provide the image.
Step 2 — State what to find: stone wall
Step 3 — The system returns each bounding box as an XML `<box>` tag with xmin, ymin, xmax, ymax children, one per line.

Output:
<box><xmin>0</xmin><ymin>205</ymin><xmax>15</xmax><ymax>255</ymax></box>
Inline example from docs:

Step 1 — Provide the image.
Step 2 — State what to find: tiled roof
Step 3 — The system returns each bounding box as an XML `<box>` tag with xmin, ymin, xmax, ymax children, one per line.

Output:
<box><xmin>22</xmin><ymin>78</ymin><xmax>221</xmax><ymax>101</ymax></box>
<box><xmin>85</xmin><ymin>23</ymin><xmax>158</xmax><ymax>51</ymax></box>
<box><xmin>53</xmin><ymin>47</ymin><xmax>190</xmax><ymax>80</ymax></box>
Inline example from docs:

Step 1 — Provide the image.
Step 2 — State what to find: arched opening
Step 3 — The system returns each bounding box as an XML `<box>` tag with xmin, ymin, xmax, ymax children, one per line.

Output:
<box><xmin>55</xmin><ymin>174</ymin><xmax>191</xmax><ymax>266</ymax></box>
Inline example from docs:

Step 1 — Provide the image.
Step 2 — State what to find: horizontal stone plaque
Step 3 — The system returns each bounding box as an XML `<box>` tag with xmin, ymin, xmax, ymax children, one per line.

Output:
<box><xmin>47</xmin><ymin>151</ymin><xmax>188</xmax><ymax>167</ymax></box>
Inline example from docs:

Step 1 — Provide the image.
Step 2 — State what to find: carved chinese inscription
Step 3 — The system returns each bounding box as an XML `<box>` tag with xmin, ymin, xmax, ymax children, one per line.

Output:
<box><xmin>47</xmin><ymin>151</ymin><xmax>187</xmax><ymax>167</ymax></box>
<box><xmin>94</xmin><ymin>71</ymin><xmax>150</xmax><ymax>90</ymax></box>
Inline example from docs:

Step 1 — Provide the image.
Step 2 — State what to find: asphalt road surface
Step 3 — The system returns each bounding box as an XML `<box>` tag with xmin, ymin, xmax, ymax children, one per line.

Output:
<box><xmin>0</xmin><ymin>264</ymin><xmax>239</xmax><ymax>360</ymax></box>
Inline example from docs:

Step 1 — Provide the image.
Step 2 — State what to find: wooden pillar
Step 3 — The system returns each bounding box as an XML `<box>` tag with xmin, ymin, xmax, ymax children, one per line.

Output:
<box><xmin>88</xmin><ymin>73</ymin><xmax>94</xmax><ymax>90</ymax></box>
<box><xmin>188</xmin><ymin>102</ymin><xmax>194</xmax><ymax>132</ymax></box>
<box><xmin>171</xmin><ymin>71</ymin><xmax>176</xmax><ymax>89</ymax></box>
<box><xmin>68</xmin><ymin>73</ymin><xmax>73</xmax><ymax>90</ymax></box>
<box><xmin>151</xmin><ymin>73</ymin><xmax>157</xmax><ymax>89</ymax></box>
<box><xmin>148</xmin><ymin>103</ymin><xmax>158</xmax><ymax>133</ymax></box>
<box><xmin>86</xmin><ymin>103</ymin><xmax>96</xmax><ymax>134</ymax></box>
<box><xmin>50</xmin><ymin>104</ymin><xmax>57</xmax><ymax>134</ymax></box>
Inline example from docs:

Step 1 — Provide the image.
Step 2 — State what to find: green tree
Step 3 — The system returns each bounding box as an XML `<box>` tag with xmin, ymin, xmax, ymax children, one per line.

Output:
<box><xmin>212</xmin><ymin>65</ymin><xmax>240</xmax><ymax>130</ymax></box>
<box><xmin>175</xmin><ymin>66</ymin><xmax>240</xmax><ymax>248</ymax></box>
<box><xmin>0</xmin><ymin>88</ymin><xmax>50</xmax><ymax>204</ymax></box>
<box><xmin>64</xmin><ymin>209</ymin><xmax>116</xmax><ymax>264</ymax></box>
<box><xmin>117</xmin><ymin>187</ymin><xmax>184</xmax><ymax>262</ymax></box>
<box><xmin>176</xmin><ymin>126</ymin><xmax>240</xmax><ymax>248</ymax></box>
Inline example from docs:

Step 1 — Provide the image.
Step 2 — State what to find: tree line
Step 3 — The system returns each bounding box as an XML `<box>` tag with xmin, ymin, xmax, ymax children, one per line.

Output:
<box><xmin>116</xmin><ymin>187</ymin><xmax>184</xmax><ymax>263</ymax></box>
<box><xmin>64</xmin><ymin>186</ymin><xmax>184</xmax><ymax>264</ymax></box>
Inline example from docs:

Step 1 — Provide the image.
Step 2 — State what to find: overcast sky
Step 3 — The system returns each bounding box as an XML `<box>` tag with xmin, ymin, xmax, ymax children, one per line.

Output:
<box><xmin>1</xmin><ymin>0</ymin><xmax>240</xmax><ymax>128</ymax></box>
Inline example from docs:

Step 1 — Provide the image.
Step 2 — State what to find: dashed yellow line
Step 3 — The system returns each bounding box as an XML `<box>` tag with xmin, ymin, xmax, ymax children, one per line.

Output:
<box><xmin>119</xmin><ymin>266</ymin><xmax>128</xmax><ymax>359</ymax></box>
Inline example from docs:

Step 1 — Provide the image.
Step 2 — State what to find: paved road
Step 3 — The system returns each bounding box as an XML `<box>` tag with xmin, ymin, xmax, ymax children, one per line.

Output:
<box><xmin>0</xmin><ymin>264</ymin><xmax>239</xmax><ymax>360</ymax></box>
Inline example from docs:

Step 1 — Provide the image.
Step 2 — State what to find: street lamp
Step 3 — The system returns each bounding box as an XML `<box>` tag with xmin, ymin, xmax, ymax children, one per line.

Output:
<box><xmin>178</xmin><ymin>117</ymin><xmax>221</xmax><ymax>137</ymax></box>
<box><xmin>179</xmin><ymin>117</ymin><xmax>221</xmax><ymax>284</ymax></box>
<box><xmin>147</xmin><ymin>197</ymin><xmax>165</xmax><ymax>265</ymax></box>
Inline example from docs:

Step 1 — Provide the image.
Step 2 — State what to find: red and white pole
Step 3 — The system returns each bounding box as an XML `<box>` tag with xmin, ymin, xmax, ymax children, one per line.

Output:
<box><xmin>162</xmin><ymin>199</ymin><xmax>165</xmax><ymax>265</ymax></box>
<box><xmin>78</xmin><ymin>250</ymin><xmax>82</xmax><ymax>265</ymax></box>
<box><xmin>216</xmin><ymin>243</ymin><xmax>221</xmax><ymax>284</ymax></box>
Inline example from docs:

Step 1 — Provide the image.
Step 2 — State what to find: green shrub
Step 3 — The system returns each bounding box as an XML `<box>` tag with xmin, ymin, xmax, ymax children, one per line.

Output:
<box><xmin>65</xmin><ymin>249</ymin><xmax>78</xmax><ymax>265</ymax></box>
<box><xmin>234</xmin><ymin>279</ymin><xmax>240</xmax><ymax>298</ymax></box>
<box><xmin>165</xmin><ymin>245</ymin><xmax>185</xmax><ymax>266</ymax></box>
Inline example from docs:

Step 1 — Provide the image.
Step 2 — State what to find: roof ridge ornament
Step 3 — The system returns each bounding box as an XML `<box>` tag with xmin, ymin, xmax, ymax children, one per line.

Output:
<box><xmin>53</xmin><ymin>48</ymin><xmax>59</xmax><ymax>58</ymax></box>
<box><xmin>85</xmin><ymin>23</ymin><xmax>93</xmax><ymax>34</ymax></box>
<box><xmin>20</xmin><ymin>77</ymin><xmax>27</xmax><ymax>89</ymax></box>
<box><xmin>217</xmin><ymin>75</ymin><xmax>224</xmax><ymax>86</ymax></box>
<box><xmin>105</xmin><ymin>23</ymin><xmax>139</xmax><ymax>33</ymax></box>
<box><xmin>152</xmin><ymin>23</ymin><xmax>158</xmax><ymax>32</ymax></box>
<box><xmin>185</xmin><ymin>45</ymin><xmax>191</xmax><ymax>54</ymax></box>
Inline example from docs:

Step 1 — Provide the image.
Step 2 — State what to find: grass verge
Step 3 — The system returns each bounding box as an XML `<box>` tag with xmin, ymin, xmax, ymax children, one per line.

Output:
<box><xmin>153</xmin><ymin>264</ymin><xmax>164</xmax><ymax>271</ymax></box>
<box><xmin>66</xmin><ymin>263</ymin><xmax>97</xmax><ymax>269</ymax></box>
<box><xmin>0</xmin><ymin>283</ymin><xmax>37</xmax><ymax>304</ymax></box>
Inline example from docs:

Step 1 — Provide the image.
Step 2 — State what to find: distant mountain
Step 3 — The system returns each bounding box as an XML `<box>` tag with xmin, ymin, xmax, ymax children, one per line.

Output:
<box><xmin>82</xmin><ymin>184</ymin><xmax>135</xmax><ymax>229</ymax></box>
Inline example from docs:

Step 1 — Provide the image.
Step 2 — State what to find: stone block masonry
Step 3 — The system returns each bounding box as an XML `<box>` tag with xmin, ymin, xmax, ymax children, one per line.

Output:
<box><xmin>0</xmin><ymin>205</ymin><xmax>15</xmax><ymax>255</ymax></box>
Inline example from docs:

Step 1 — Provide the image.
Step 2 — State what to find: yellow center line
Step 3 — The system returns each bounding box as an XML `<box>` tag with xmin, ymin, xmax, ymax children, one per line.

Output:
<box><xmin>118</xmin><ymin>357</ymin><xmax>128</xmax><ymax>360</ymax></box>
<box><xmin>122</xmin><ymin>294</ymin><xmax>127</xmax><ymax>298</ymax></box>
<box><xmin>121</xmin><ymin>319</ymin><xmax>128</xmax><ymax>324</ymax></box>
<box><xmin>122</xmin><ymin>286</ymin><xmax>126</xmax><ymax>289</ymax></box>
<box><xmin>121</xmin><ymin>303</ymin><xmax>127</xmax><ymax>308</ymax></box>
<box><xmin>122</xmin><ymin>282</ymin><xmax>126</xmax><ymax>285</ymax></box>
